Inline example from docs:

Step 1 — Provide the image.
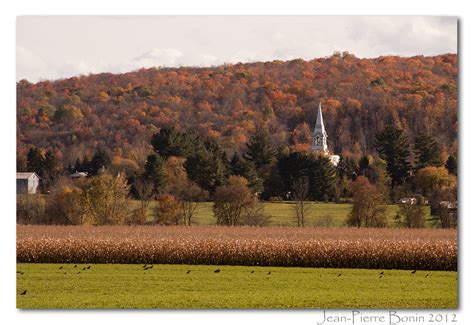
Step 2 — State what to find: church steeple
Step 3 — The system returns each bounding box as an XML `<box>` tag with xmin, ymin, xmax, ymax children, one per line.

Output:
<box><xmin>311</xmin><ymin>102</ymin><xmax>329</xmax><ymax>154</ymax></box>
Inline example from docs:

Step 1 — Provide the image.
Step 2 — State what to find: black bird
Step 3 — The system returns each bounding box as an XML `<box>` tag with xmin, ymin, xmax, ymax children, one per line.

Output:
<box><xmin>59</xmin><ymin>266</ymin><xmax>63</xmax><ymax>270</ymax></box>
<box><xmin>142</xmin><ymin>264</ymin><xmax>147</xmax><ymax>269</ymax></box>
<box><xmin>82</xmin><ymin>267</ymin><xmax>86</xmax><ymax>271</ymax></box>
<box><xmin>214</xmin><ymin>269</ymin><xmax>221</xmax><ymax>273</ymax></box>
<box><xmin>379</xmin><ymin>275</ymin><xmax>383</xmax><ymax>278</ymax></box>
<box><xmin>77</xmin><ymin>271</ymin><xmax>81</xmax><ymax>274</ymax></box>
<box><xmin>16</xmin><ymin>271</ymin><xmax>24</xmax><ymax>275</ymax></box>
<box><xmin>187</xmin><ymin>270</ymin><xmax>191</xmax><ymax>274</ymax></box>
<box><xmin>251</xmin><ymin>271</ymin><xmax>255</xmax><ymax>274</ymax></box>
<box><xmin>268</xmin><ymin>271</ymin><xmax>271</xmax><ymax>275</ymax></box>
<box><xmin>425</xmin><ymin>274</ymin><xmax>429</xmax><ymax>277</ymax></box>
<box><xmin>64</xmin><ymin>272</ymin><xmax>67</xmax><ymax>275</ymax></box>
<box><xmin>149</xmin><ymin>265</ymin><xmax>153</xmax><ymax>269</ymax></box>
<box><xmin>20</xmin><ymin>290</ymin><xmax>27</xmax><ymax>295</ymax></box>
<box><xmin>338</xmin><ymin>273</ymin><xmax>342</xmax><ymax>277</ymax></box>
<box><xmin>87</xmin><ymin>266</ymin><xmax>91</xmax><ymax>270</ymax></box>
<box><xmin>379</xmin><ymin>271</ymin><xmax>384</xmax><ymax>275</ymax></box>
<box><xmin>74</xmin><ymin>265</ymin><xmax>77</xmax><ymax>268</ymax></box>
<box><xmin>411</xmin><ymin>270</ymin><xmax>417</xmax><ymax>274</ymax></box>
<box><xmin>144</xmin><ymin>267</ymin><xmax>149</xmax><ymax>270</ymax></box>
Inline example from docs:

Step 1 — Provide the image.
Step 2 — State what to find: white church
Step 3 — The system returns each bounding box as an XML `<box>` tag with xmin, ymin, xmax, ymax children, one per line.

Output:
<box><xmin>310</xmin><ymin>102</ymin><xmax>340</xmax><ymax>166</ymax></box>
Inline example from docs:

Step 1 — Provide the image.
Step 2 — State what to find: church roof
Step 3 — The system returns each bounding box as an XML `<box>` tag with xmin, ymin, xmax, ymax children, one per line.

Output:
<box><xmin>313</xmin><ymin>102</ymin><xmax>326</xmax><ymax>135</ymax></box>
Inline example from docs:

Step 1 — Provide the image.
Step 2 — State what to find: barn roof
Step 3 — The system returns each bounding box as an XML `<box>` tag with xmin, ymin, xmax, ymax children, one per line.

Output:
<box><xmin>16</xmin><ymin>172</ymin><xmax>39</xmax><ymax>179</ymax></box>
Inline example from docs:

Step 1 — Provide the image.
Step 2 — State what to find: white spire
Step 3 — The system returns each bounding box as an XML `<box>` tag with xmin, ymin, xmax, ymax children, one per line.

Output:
<box><xmin>311</xmin><ymin>102</ymin><xmax>328</xmax><ymax>154</ymax></box>
<box><xmin>314</xmin><ymin>102</ymin><xmax>326</xmax><ymax>136</ymax></box>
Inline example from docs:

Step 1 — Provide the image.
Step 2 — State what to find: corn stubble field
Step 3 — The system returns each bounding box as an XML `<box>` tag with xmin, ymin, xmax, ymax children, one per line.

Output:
<box><xmin>17</xmin><ymin>225</ymin><xmax>457</xmax><ymax>271</ymax></box>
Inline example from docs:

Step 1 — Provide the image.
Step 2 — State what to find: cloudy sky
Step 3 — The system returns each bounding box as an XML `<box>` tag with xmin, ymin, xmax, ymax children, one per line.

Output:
<box><xmin>17</xmin><ymin>16</ymin><xmax>457</xmax><ymax>82</ymax></box>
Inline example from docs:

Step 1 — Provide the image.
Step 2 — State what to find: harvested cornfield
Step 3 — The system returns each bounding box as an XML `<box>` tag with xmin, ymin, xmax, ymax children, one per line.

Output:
<box><xmin>16</xmin><ymin>225</ymin><xmax>457</xmax><ymax>270</ymax></box>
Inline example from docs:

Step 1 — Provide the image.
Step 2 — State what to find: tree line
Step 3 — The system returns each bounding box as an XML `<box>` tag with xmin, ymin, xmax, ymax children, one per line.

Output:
<box><xmin>18</xmin><ymin>123</ymin><xmax>456</xmax><ymax>228</ymax></box>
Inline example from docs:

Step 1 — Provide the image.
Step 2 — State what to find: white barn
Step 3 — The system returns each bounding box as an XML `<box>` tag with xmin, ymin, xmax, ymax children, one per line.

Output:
<box><xmin>16</xmin><ymin>172</ymin><xmax>40</xmax><ymax>194</ymax></box>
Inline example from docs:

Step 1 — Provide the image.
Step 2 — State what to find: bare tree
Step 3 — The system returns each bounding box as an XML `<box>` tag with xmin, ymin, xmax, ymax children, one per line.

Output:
<box><xmin>213</xmin><ymin>176</ymin><xmax>254</xmax><ymax>226</ymax></box>
<box><xmin>131</xmin><ymin>177</ymin><xmax>154</xmax><ymax>224</ymax></box>
<box><xmin>346</xmin><ymin>176</ymin><xmax>387</xmax><ymax>228</ymax></box>
<box><xmin>292</xmin><ymin>177</ymin><xmax>310</xmax><ymax>227</ymax></box>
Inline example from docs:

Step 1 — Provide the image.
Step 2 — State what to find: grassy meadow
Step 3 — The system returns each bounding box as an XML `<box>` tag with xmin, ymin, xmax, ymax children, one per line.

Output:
<box><xmin>133</xmin><ymin>201</ymin><xmax>433</xmax><ymax>227</ymax></box>
<box><xmin>16</xmin><ymin>263</ymin><xmax>457</xmax><ymax>309</ymax></box>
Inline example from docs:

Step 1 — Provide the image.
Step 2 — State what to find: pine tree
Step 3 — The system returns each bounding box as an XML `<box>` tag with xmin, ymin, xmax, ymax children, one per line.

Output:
<box><xmin>90</xmin><ymin>148</ymin><xmax>111</xmax><ymax>175</ymax></box>
<box><xmin>142</xmin><ymin>154</ymin><xmax>168</xmax><ymax>195</ymax></box>
<box><xmin>151</xmin><ymin>126</ymin><xmax>194</xmax><ymax>158</ymax></box>
<box><xmin>244</xmin><ymin>128</ymin><xmax>277</xmax><ymax>170</ymax></box>
<box><xmin>414</xmin><ymin>133</ymin><xmax>442</xmax><ymax>169</ymax></box>
<box><xmin>26</xmin><ymin>147</ymin><xmax>44</xmax><ymax>175</ymax></box>
<box><xmin>445</xmin><ymin>155</ymin><xmax>457</xmax><ymax>176</ymax></box>
<box><xmin>229</xmin><ymin>152</ymin><xmax>263</xmax><ymax>193</ymax></box>
<box><xmin>185</xmin><ymin>147</ymin><xmax>226</xmax><ymax>193</ymax></box>
<box><xmin>375</xmin><ymin>125</ymin><xmax>411</xmax><ymax>189</ymax></box>
<box><xmin>310</xmin><ymin>155</ymin><xmax>337</xmax><ymax>201</ymax></box>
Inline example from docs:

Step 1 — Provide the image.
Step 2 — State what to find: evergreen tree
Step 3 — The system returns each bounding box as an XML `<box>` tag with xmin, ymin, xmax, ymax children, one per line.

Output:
<box><xmin>142</xmin><ymin>154</ymin><xmax>168</xmax><ymax>195</ymax></box>
<box><xmin>81</xmin><ymin>156</ymin><xmax>92</xmax><ymax>174</ymax></box>
<box><xmin>26</xmin><ymin>147</ymin><xmax>44</xmax><ymax>174</ymax></box>
<box><xmin>277</xmin><ymin>151</ymin><xmax>336</xmax><ymax>201</ymax></box>
<box><xmin>151</xmin><ymin>126</ymin><xmax>194</xmax><ymax>158</ymax></box>
<box><xmin>185</xmin><ymin>147</ymin><xmax>226</xmax><ymax>193</ymax></box>
<box><xmin>244</xmin><ymin>128</ymin><xmax>277</xmax><ymax>169</ymax></box>
<box><xmin>414</xmin><ymin>133</ymin><xmax>442</xmax><ymax>169</ymax></box>
<box><xmin>358</xmin><ymin>155</ymin><xmax>370</xmax><ymax>176</ymax></box>
<box><xmin>90</xmin><ymin>148</ymin><xmax>111</xmax><ymax>175</ymax></box>
<box><xmin>375</xmin><ymin>125</ymin><xmax>411</xmax><ymax>188</ymax></box>
<box><xmin>445</xmin><ymin>155</ymin><xmax>457</xmax><ymax>176</ymax></box>
<box><xmin>310</xmin><ymin>155</ymin><xmax>337</xmax><ymax>201</ymax></box>
<box><xmin>229</xmin><ymin>152</ymin><xmax>263</xmax><ymax>193</ymax></box>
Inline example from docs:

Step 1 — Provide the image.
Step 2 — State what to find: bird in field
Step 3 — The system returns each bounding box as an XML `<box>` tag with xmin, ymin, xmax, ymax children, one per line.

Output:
<box><xmin>82</xmin><ymin>267</ymin><xmax>86</xmax><ymax>271</ymax></box>
<box><xmin>143</xmin><ymin>267</ymin><xmax>149</xmax><ymax>270</ymax></box>
<box><xmin>251</xmin><ymin>271</ymin><xmax>255</xmax><ymax>274</ymax></box>
<box><xmin>214</xmin><ymin>269</ymin><xmax>221</xmax><ymax>273</ymax></box>
<box><xmin>338</xmin><ymin>273</ymin><xmax>342</xmax><ymax>277</ymax></box>
<box><xmin>87</xmin><ymin>266</ymin><xmax>91</xmax><ymax>270</ymax></box>
<box><xmin>379</xmin><ymin>271</ymin><xmax>384</xmax><ymax>275</ymax></box>
<box><xmin>379</xmin><ymin>275</ymin><xmax>383</xmax><ymax>278</ymax></box>
<box><xmin>411</xmin><ymin>270</ymin><xmax>417</xmax><ymax>274</ymax></box>
<box><xmin>74</xmin><ymin>265</ymin><xmax>77</xmax><ymax>268</ymax></box>
<box><xmin>149</xmin><ymin>265</ymin><xmax>153</xmax><ymax>269</ymax></box>
<box><xmin>17</xmin><ymin>271</ymin><xmax>24</xmax><ymax>275</ymax></box>
<box><xmin>186</xmin><ymin>270</ymin><xmax>191</xmax><ymax>274</ymax></box>
<box><xmin>64</xmin><ymin>272</ymin><xmax>67</xmax><ymax>275</ymax></box>
<box><xmin>268</xmin><ymin>271</ymin><xmax>271</xmax><ymax>275</ymax></box>
<box><xmin>20</xmin><ymin>290</ymin><xmax>27</xmax><ymax>295</ymax></box>
<box><xmin>142</xmin><ymin>264</ymin><xmax>147</xmax><ymax>269</ymax></box>
<box><xmin>59</xmin><ymin>266</ymin><xmax>63</xmax><ymax>270</ymax></box>
<box><xmin>425</xmin><ymin>274</ymin><xmax>429</xmax><ymax>277</ymax></box>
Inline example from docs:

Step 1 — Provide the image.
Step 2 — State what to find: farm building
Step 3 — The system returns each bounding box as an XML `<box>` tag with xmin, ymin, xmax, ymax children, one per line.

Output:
<box><xmin>70</xmin><ymin>171</ymin><xmax>88</xmax><ymax>179</ymax></box>
<box><xmin>16</xmin><ymin>172</ymin><xmax>40</xmax><ymax>194</ymax></box>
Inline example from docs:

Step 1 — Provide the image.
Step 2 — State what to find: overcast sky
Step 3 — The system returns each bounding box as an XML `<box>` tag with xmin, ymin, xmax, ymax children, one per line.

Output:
<box><xmin>16</xmin><ymin>16</ymin><xmax>457</xmax><ymax>82</ymax></box>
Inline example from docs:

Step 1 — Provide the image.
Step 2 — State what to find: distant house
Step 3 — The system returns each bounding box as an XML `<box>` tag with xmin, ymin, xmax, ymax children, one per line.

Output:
<box><xmin>70</xmin><ymin>171</ymin><xmax>88</xmax><ymax>179</ymax></box>
<box><xmin>399</xmin><ymin>197</ymin><xmax>417</xmax><ymax>205</ymax></box>
<box><xmin>16</xmin><ymin>172</ymin><xmax>40</xmax><ymax>194</ymax></box>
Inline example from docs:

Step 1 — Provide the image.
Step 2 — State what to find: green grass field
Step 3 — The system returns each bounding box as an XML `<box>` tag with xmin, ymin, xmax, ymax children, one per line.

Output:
<box><xmin>17</xmin><ymin>263</ymin><xmax>456</xmax><ymax>309</ymax></box>
<box><xmin>135</xmin><ymin>201</ymin><xmax>432</xmax><ymax>227</ymax></box>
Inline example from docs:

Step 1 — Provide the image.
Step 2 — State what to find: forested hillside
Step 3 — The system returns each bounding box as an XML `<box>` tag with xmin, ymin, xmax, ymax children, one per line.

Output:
<box><xmin>17</xmin><ymin>53</ymin><xmax>457</xmax><ymax>167</ymax></box>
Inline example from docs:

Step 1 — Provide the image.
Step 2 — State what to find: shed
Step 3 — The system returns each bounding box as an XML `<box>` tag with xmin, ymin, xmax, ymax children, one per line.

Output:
<box><xmin>16</xmin><ymin>172</ymin><xmax>40</xmax><ymax>194</ymax></box>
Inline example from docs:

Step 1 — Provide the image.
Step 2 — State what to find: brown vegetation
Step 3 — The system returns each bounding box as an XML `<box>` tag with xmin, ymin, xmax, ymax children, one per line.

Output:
<box><xmin>17</xmin><ymin>225</ymin><xmax>457</xmax><ymax>270</ymax></box>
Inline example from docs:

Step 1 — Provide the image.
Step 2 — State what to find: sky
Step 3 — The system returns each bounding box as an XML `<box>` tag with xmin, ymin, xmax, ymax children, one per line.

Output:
<box><xmin>16</xmin><ymin>16</ymin><xmax>457</xmax><ymax>82</ymax></box>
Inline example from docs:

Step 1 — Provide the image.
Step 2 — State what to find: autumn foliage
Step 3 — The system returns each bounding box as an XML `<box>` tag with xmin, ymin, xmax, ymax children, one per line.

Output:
<box><xmin>17</xmin><ymin>53</ymin><xmax>457</xmax><ymax>167</ymax></box>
